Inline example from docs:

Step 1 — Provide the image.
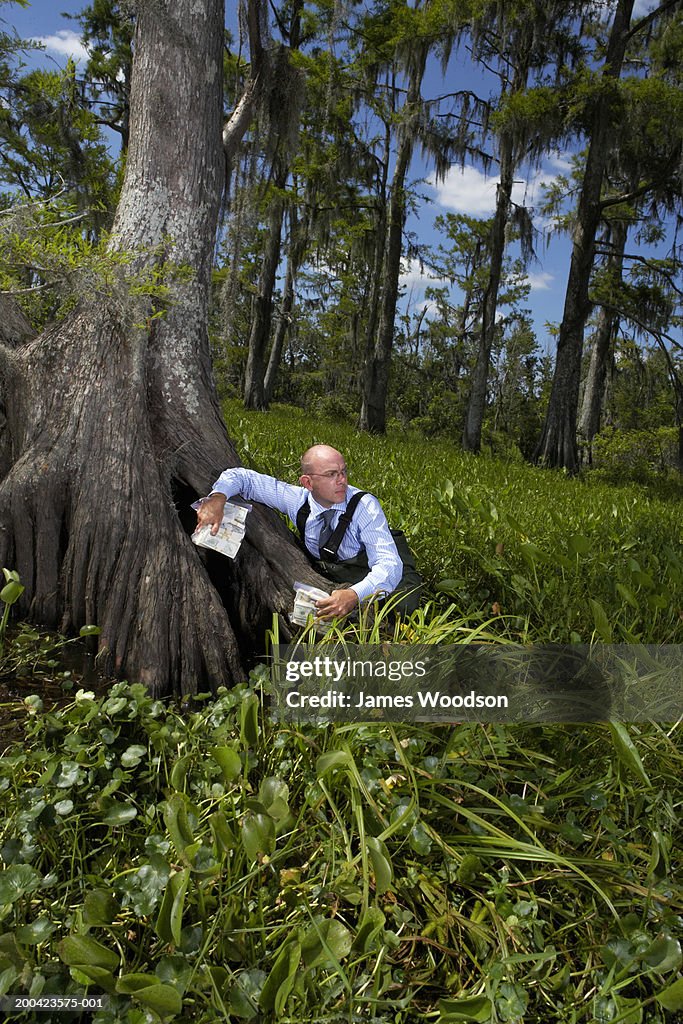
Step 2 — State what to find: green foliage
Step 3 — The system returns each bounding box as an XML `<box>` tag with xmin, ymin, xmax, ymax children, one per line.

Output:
<box><xmin>225</xmin><ymin>400</ymin><xmax>683</xmax><ymax>645</ymax></box>
<box><xmin>0</xmin><ymin>679</ymin><xmax>679</xmax><ymax>1022</ymax></box>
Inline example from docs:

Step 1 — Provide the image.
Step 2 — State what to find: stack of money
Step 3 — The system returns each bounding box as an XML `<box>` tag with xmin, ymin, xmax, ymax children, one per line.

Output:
<box><xmin>292</xmin><ymin>583</ymin><xmax>330</xmax><ymax>630</ymax></box>
<box><xmin>192</xmin><ymin>501</ymin><xmax>250</xmax><ymax>559</ymax></box>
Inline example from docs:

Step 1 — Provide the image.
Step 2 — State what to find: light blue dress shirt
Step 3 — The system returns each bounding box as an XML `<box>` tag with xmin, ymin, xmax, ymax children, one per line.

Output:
<box><xmin>210</xmin><ymin>468</ymin><xmax>403</xmax><ymax>602</ymax></box>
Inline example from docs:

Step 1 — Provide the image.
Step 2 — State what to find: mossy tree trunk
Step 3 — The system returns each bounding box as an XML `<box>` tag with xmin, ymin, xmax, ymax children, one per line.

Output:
<box><xmin>0</xmin><ymin>0</ymin><xmax>321</xmax><ymax>695</ymax></box>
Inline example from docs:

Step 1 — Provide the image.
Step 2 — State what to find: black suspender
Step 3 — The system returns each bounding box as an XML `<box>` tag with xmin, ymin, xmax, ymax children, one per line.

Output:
<box><xmin>296</xmin><ymin>491</ymin><xmax>368</xmax><ymax>560</ymax></box>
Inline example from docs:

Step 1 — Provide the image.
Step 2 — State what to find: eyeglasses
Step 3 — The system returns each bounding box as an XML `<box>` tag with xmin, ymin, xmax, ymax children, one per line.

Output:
<box><xmin>306</xmin><ymin>466</ymin><xmax>348</xmax><ymax>480</ymax></box>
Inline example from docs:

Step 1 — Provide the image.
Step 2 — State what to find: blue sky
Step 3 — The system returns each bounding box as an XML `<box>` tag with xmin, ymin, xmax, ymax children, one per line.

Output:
<box><xmin>4</xmin><ymin>0</ymin><xmax>673</xmax><ymax>357</ymax></box>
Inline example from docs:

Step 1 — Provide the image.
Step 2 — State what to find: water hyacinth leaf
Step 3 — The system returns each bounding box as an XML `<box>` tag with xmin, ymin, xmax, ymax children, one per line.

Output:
<box><xmin>495</xmin><ymin>982</ymin><xmax>528</xmax><ymax>1021</ymax></box>
<box><xmin>0</xmin><ymin>865</ymin><xmax>42</xmax><ymax>905</ymax></box>
<box><xmin>241</xmin><ymin>811</ymin><xmax>275</xmax><ymax>861</ymax></box>
<box><xmin>58</xmin><ymin>934</ymin><xmax>119</xmax><ymax>972</ymax></box>
<box><xmin>102</xmin><ymin>802</ymin><xmax>138</xmax><ymax>826</ymax></box>
<box><xmin>608</xmin><ymin>723</ymin><xmax>651</xmax><ymax>787</ymax></box>
<box><xmin>15</xmin><ymin>917</ymin><xmax>55</xmax><ymax>945</ymax></box>
<box><xmin>0</xmin><ymin>966</ymin><xmax>19</xmax><ymax>996</ymax></box>
<box><xmin>210</xmin><ymin>811</ymin><xmax>237</xmax><ymax>854</ymax></box>
<box><xmin>68</xmin><ymin>965</ymin><xmax>116</xmax><ymax>993</ymax></box>
<box><xmin>240</xmin><ymin>694</ymin><xmax>259</xmax><ymax>748</ymax></box>
<box><xmin>258</xmin><ymin>777</ymin><xmax>289</xmax><ymax>818</ymax></box>
<box><xmin>116</xmin><ymin>972</ymin><xmax>161</xmax><ymax>993</ymax></box>
<box><xmin>155</xmin><ymin>868</ymin><xmax>190</xmax><ymax>946</ymax></box>
<box><xmin>84</xmin><ymin>888</ymin><xmax>119</xmax><ymax>926</ymax></box>
<box><xmin>0</xmin><ymin>580</ymin><xmax>24</xmax><ymax>605</ymax></box>
<box><xmin>353</xmin><ymin>907</ymin><xmax>386</xmax><ymax>952</ymax></box>
<box><xmin>438</xmin><ymin>995</ymin><xmax>493</xmax><ymax>1022</ymax></box>
<box><xmin>79</xmin><ymin>624</ymin><xmax>101</xmax><ymax>636</ymax></box>
<box><xmin>259</xmin><ymin>940</ymin><xmax>300</xmax><ymax>1014</ymax></box>
<box><xmin>229</xmin><ymin>968</ymin><xmax>267</xmax><ymax>1020</ymax></box>
<box><xmin>641</xmin><ymin>935</ymin><xmax>682</xmax><ymax>973</ymax></box>
<box><xmin>155</xmin><ymin>955</ymin><xmax>193</xmax><ymax>995</ymax></box>
<box><xmin>131</xmin><ymin>982</ymin><xmax>183</xmax><ymax>1017</ymax></box>
<box><xmin>656</xmin><ymin>977</ymin><xmax>683</xmax><ymax>1011</ymax></box>
<box><xmin>211</xmin><ymin>746</ymin><xmax>242</xmax><ymax>783</ymax></box>
<box><xmin>121</xmin><ymin>744</ymin><xmax>147</xmax><ymax>768</ymax></box>
<box><xmin>164</xmin><ymin>793</ymin><xmax>196</xmax><ymax>858</ymax></box>
<box><xmin>301</xmin><ymin>917</ymin><xmax>352</xmax><ymax>968</ymax></box>
<box><xmin>366</xmin><ymin>836</ymin><xmax>393</xmax><ymax>894</ymax></box>
<box><xmin>169</xmin><ymin>754</ymin><xmax>192</xmax><ymax>790</ymax></box>
<box><xmin>409</xmin><ymin>823</ymin><xmax>432</xmax><ymax>856</ymax></box>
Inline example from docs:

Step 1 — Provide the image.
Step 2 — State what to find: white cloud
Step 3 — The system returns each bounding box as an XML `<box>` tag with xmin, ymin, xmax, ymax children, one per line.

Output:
<box><xmin>430</xmin><ymin>160</ymin><xmax>567</xmax><ymax>217</ymax></box>
<box><xmin>524</xmin><ymin>270</ymin><xmax>554</xmax><ymax>292</ymax></box>
<box><xmin>399</xmin><ymin>257</ymin><xmax>449</xmax><ymax>291</ymax></box>
<box><xmin>632</xmin><ymin>0</ymin><xmax>655</xmax><ymax>17</ymax></box>
<box><xmin>30</xmin><ymin>30</ymin><xmax>90</xmax><ymax>64</ymax></box>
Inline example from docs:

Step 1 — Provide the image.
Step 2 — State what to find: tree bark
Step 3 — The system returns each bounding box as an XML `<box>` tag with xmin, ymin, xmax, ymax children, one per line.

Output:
<box><xmin>359</xmin><ymin>51</ymin><xmax>426</xmax><ymax>434</ymax></box>
<box><xmin>577</xmin><ymin>219</ymin><xmax>627</xmax><ymax>443</ymax></box>
<box><xmin>243</xmin><ymin>164</ymin><xmax>288</xmax><ymax>410</ymax></box>
<box><xmin>0</xmin><ymin>0</ymin><xmax>322</xmax><ymax>696</ymax></box>
<box><xmin>263</xmin><ymin>209</ymin><xmax>301</xmax><ymax>405</ymax></box>
<box><xmin>534</xmin><ymin>0</ymin><xmax>635</xmax><ymax>472</ymax></box>
<box><xmin>462</xmin><ymin>130</ymin><xmax>514</xmax><ymax>453</ymax></box>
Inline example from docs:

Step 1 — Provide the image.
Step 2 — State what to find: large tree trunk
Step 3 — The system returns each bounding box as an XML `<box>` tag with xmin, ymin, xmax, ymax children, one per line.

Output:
<box><xmin>0</xmin><ymin>0</ymin><xmax>322</xmax><ymax>696</ymax></box>
<box><xmin>577</xmin><ymin>219</ymin><xmax>628</xmax><ymax>444</ymax></box>
<box><xmin>534</xmin><ymin>0</ymin><xmax>635</xmax><ymax>472</ymax></box>
<box><xmin>359</xmin><ymin>52</ymin><xmax>426</xmax><ymax>434</ymax></box>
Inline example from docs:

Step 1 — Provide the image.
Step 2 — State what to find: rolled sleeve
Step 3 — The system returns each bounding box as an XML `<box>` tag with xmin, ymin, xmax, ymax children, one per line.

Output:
<box><xmin>347</xmin><ymin>495</ymin><xmax>403</xmax><ymax>602</ymax></box>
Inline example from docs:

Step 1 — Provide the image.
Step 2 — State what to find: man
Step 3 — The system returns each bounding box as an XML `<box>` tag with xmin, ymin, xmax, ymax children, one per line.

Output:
<box><xmin>195</xmin><ymin>444</ymin><xmax>406</xmax><ymax>620</ymax></box>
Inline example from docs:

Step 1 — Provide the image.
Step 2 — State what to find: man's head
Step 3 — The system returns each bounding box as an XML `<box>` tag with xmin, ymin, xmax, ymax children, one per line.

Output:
<box><xmin>300</xmin><ymin>445</ymin><xmax>349</xmax><ymax>507</ymax></box>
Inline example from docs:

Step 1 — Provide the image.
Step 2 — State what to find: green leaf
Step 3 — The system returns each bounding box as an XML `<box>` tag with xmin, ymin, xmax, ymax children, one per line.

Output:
<box><xmin>241</xmin><ymin>811</ymin><xmax>275</xmax><ymax>861</ymax></box>
<box><xmin>259</xmin><ymin>940</ymin><xmax>300</xmax><ymax>1014</ymax></box>
<box><xmin>121</xmin><ymin>744</ymin><xmax>147</xmax><ymax>768</ymax></box>
<box><xmin>229</xmin><ymin>968</ymin><xmax>267</xmax><ymax>1020</ymax></box>
<box><xmin>58</xmin><ymin>934</ymin><xmax>119</xmax><ymax>972</ymax></box>
<box><xmin>155</xmin><ymin>868</ymin><xmax>190</xmax><ymax>946</ymax></box>
<box><xmin>438</xmin><ymin>995</ymin><xmax>493</xmax><ymax>1022</ymax></box>
<box><xmin>608</xmin><ymin>723</ymin><xmax>651</xmax><ymax>787</ymax></box>
<box><xmin>211</xmin><ymin>746</ymin><xmax>242</xmax><ymax>783</ymax></box>
<box><xmin>0</xmin><ymin>865</ymin><xmax>42</xmax><ymax>905</ymax></box>
<box><xmin>240</xmin><ymin>694</ymin><xmax>259</xmax><ymax>748</ymax></box>
<box><xmin>15</xmin><ymin>918</ymin><xmax>55</xmax><ymax>945</ymax></box>
<box><xmin>316</xmin><ymin>750</ymin><xmax>353</xmax><ymax>776</ymax></box>
<box><xmin>79</xmin><ymin>624</ymin><xmax>101</xmax><ymax>636</ymax></box>
<box><xmin>588</xmin><ymin>597</ymin><xmax>613</xmax><ymax>642</ymax></box>
<box><xmin>102</xmin><ymin>802</ymin><xmax>138</xmax><ymax>826</ymax></box>
<box><xmin>641</xmin><ymin>935</ymin><xmax>682</xmax><ymax>973</ymax></box>
<box><xmin>163</xmin><ymin>794</ymin><xmax>196</xmax><ymax>858</ymax></box>
<box><xmin>301</xmin><ymin>917</ymin><xmax>352</xmax><ymax>968</ymax></box>
<box><xmin>656</xmin><ymin>977</ymin><xmax>683</xmax><ymax>1011</ymax></box>
<box><xmin>353</xmin><ymin>907</ymin><xmax>386</xmax><ymax>953</ymax></box>
<box><xmin>116</xmin><ymin>972</ymin><xmax>160</xmax><ymax>994</ymax></box>
<box><xmin>366</xmin><ymin>836</ymin><xmax>393</xmax><ymax>894</ymax></box>
<box><xmin>84</xmin><ymin>888</ymin><xmax>119</xmax><ymax>926</ymax></box>
<box><xmin>568</xmin><ymin>534</ymin><xmax>591</xmax><ymax>557</ymax></box>
<box><xmin>170</xmin><ymin>754</ymin><xmax>192</xmax><ymax>790</ymax></box>
<box><xmin>0</xmin><ymin>966</ymin><xmax>19</xmax><ymax>996</ymax></box>
<box><xmin>131</xmin><ymin>982</ymin><xmax>182</xmax><ymax>1017</ymax></box>
<box><xmin>0</xmin><ymin>581</ymin><xmax>24</xmax><ymax>605</ymax></box>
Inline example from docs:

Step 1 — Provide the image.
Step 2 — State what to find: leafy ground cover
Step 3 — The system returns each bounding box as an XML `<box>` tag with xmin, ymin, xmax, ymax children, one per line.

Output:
<box><xmin>0</xmin><ymin>678</ymin><xmax>681</xmax><ymax>1023</ymax></box>
<box><xmin>0</xmin><ymin>405</ymin><xmax>681</xmax><ymax>1023</ymax></box>
<box><xmin>227</xmin><ymin>400</ymin><xmax>683</xmax><ymax>645</ymax></box>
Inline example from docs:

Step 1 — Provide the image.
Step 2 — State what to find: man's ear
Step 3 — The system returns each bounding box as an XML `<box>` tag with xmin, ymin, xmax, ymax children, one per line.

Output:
<box><xmin>299</xmin><ymin>475</ymin><xmax>313</xmax><ymax>492</ymax></box>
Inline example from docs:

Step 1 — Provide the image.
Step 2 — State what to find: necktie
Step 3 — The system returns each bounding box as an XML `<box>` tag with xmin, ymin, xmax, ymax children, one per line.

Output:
<box><xmin>318</xmin><ymin>509</ymin><xmax>336</xmax><ymax>552</ymax></box>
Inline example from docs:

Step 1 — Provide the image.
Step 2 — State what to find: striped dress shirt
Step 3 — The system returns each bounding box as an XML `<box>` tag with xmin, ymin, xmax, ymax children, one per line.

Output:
<box><xmin>210</xmin><ymin>468</ymin><xmax>403</xmax><ymax>602</ymax></box>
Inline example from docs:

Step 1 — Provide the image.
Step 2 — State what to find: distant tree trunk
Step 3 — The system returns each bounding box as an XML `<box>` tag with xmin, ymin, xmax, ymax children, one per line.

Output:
<box><xmin>243</xmin><ymin>162</ymin><xmax>288</xmax><ymax>410</ymax></box>
<box><xmin>534</xmin><ymin>0</ymin><xmax>635</xmax><ymax>472</ymax></box>
<box><xmin>462</xmin><ymin>130</ymin><xmax>514</xmax><ymax>452</ymax></box>
<box><xmin>577</xmin><ymin>219</ymin><xmax>628</xmax><ymax>445</ymax></box>
<box><xmin>0</xmin><ymin>0</ymin><xmax>322</xmax><ymax>696</ymax></box>
<box><xmin>359</xmin><ymin>51</ymin><xmax>426</xmax><ymax>434</ymax></box>
<box><xmin>263</xmin><ymin>209</ymin><xmax>301</xmax><ymax>405</ymax></box>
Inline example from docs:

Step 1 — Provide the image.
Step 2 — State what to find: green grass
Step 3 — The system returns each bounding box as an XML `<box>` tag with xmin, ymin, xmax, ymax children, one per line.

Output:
<box><xmin>226</xmin><ymin>399</ymin><xmax>683</xmax><ymax>645</ymax></box>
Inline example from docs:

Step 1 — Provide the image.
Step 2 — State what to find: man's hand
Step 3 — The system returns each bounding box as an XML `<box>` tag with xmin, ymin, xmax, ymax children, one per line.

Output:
<box><xmin>315</xmin><ymin>587</ymin><xmax>359</xmax><ymax>621</ymax></box>
<box><xmin>195</xmin><ymin>493</ymin><xmax>227</xmax><ymax>536</ymax></box>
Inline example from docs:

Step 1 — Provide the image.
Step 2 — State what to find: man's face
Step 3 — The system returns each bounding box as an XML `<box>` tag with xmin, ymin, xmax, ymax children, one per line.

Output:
<box><xmin>300</xmin><ymin>451</ymin><xmax>348</xmax><ymax>507</ymax></box>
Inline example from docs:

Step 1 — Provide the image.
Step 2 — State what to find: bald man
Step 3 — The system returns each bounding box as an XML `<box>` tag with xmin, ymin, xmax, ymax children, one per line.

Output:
<box><xmin>195</xmin><ymin>445</ymin><xmax>411</xmax><ymax>621</ymax></box>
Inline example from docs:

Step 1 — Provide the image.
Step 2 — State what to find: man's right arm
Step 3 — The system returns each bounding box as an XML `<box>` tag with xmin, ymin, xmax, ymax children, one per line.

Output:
<box><xmin>195</xmin><ymin>468</ymin><xmax>303</xmax><ymax>535</ymax></box>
